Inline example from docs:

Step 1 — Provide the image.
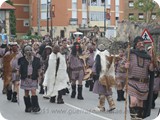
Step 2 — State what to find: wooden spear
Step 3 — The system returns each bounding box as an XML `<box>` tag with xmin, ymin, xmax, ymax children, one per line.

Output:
<box><xmin>124</xmin><ymin>34</ymin><xmax>131</xmax><ymax>120</ymax></box>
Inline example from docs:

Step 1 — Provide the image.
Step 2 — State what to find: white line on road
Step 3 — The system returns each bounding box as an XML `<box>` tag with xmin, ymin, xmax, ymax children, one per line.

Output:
<box><xmin>65</xmin><ymin>103</ymin><xmax>112</xmax><ymax>120</ymax></box>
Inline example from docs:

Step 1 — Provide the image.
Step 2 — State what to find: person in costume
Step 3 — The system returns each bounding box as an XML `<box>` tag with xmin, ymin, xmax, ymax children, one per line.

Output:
<box><xmin>18</xmin><ymin>45</ymin><xmax>41</xmax><ymax>113</ymax></box>
<box><xmin>92</xmin><ymin>44</ymin><xmax>116</xmax><ymax>111</ymax></box>
<box><xmin>60</xmin><ymin>39</ymin><xmax>71</xmax><ymax>95</ymax></box>
<box><xmin>43</xmin><ymin>45</ymin><xmax>69</xmax><ymax>104</ymax></box>
<box><xmin>10</xmin><ymin>42</ymin><xmax>23</xmax><ymax>102</ymax></box>
<box><xmin>115</xmin><ymin>49</ymin><xmax>126</xmax><ymax>101</ymax></box>
<box><xmin>41</xmin><ymin>45</ymin><xmax>52</xmax><ymax>97</ymax></box>
<box><xmin>85</xmin><ymin>42</ymin><xmax>95</xmax><ymax>91</ymax></box>
<box><xmin>125</xmin><ymin>36</ymin><xmax>154</xmax><ymax>119</ymax></box>
<box><xmin>68</xmin><ymin>42</ymin><xmax>84</xmax><ymax>100</ymax></box>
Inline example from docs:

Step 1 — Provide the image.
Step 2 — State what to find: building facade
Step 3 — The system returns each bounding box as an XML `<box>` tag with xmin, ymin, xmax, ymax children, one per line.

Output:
<box><xmin>10</xmin><ymin>0</ymin><xmax>30</xmax><ymax>37</ymax></box>
<box><xmin>124</xmin><ymin>0</ymin><xmax>160</xmax><ymax>22</ymax></box>
<box><xmin>10</xmin><ymin>0</ymin><xmax>124</xmax><ymax>38</ymax></box>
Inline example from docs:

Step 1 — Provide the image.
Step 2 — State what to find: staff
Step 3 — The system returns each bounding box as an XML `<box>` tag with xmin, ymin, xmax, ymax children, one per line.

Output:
<box><xmin>124</xmin><ymin>35</ymin><xmax>131</xmax><ymax>120</ymax></box>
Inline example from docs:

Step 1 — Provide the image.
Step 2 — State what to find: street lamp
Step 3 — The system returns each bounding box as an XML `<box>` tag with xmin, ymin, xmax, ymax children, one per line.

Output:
<box><xmin>47</xmin><ymin>0</ymin><xmax>49</xmax><ymax>33</ymax></box>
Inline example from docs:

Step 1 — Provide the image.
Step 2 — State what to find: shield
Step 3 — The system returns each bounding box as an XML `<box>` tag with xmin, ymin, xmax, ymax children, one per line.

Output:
<box><xmin>143</xmin><ymin>71</ymin><xmax>154</xmax><ymax>118</ymax></box>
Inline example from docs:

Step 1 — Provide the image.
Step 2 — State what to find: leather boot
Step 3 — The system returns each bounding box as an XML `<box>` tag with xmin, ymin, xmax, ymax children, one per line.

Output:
<box><xmin>136</xmin><ymin>107</ymin><xmax>144</xmax><ymax>119</ymax></box>
<box><xmin>152</xmin><ymin>93</ymin><xmax>158</xmax><ymax>109</ymax></box>
<box><xmin>31</xmin><ymin>95</ymin><xmax>40</xmax><ymax>112</ymax></box>
<box><xmin>89</xmin><ymin>80</ymin><xmax>94</xmax><ymax>91</ymax></box>
<box><xmin>50</xmin><ymin>96</ymin><xmax>56</xmax><ymax>103</ymax></box>
<box><xmin>39</xmin><ymin>85</ymin><xmax>44</xmax><ymax>94</ymax></box>
<box><xmin>85</xmin><ymin>81</ymin><xmax>89</xmax><ymax>88</ymax></box>
<box><xmin>121</xmin><ymin>90</ymin><xmax>126</xmax><ymax>101</ymax></box>
<box><xmin>71</xmin><ymin>84</ymin><xmax>76</xmax><ymax>98</ymax></box>
<box><xmin>129</xmin><ymin>107</ymin><xmax>137</xmax><ymax>120</ymax></box>
<box><xmin>24</xmin><ymin>96</ymin><xmax>32</xmax><ymax>112</ymax></box>
<box><xmin>77</xmin><ymin>85</ymin><xmax>84</xmax><ymax>100</ymax></box>
<box><xmin>117</xmin><ymin>90</ymin><xmax>125</xmax><ymax>101</ymax></box>
<box><xmin>7</xmin><ymin>89</ymin><xmax>12</xmax><ymax>101</ymax></box>
<box><xmin>65</xmin><ymin>88</ymin><xmax>70</xmax><ymax>94</ymax></box>
<box><xmin>11</xmin><ymin>92</ymin><xmax>17</xmax><ymax>102</ymax></box>
<box><xmin>117</xmin><ymin>90</ymin><xmax>121</xmax><ymax>101</ymax></box>
<box><xmin>106</xmin><ymin>95</ymin><xmax>116</xmax><ymax>111</ymax></box>
<box><xmin>57</xmin><ymin>90</ymin><xmax>64</xmax><ymax>104</ymax></box>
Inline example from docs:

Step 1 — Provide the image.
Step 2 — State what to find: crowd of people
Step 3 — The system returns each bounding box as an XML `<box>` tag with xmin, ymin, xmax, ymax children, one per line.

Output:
<box><xmin>0</xmin><ymin>35</ymin><xmax>159</xmax><ymax>120</ymax></box>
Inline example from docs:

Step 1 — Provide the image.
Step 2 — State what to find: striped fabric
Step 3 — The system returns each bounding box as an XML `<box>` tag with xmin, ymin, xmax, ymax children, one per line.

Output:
<box><xmin>128</xmin><ymin>53</ymin><xmax>151</xmax><ymax>100</ymax></box>
<box><xmin>128</xmin><ymin>80</ymin><xmax>149</xmax><ymax>100</ymax></box>
<box><xmin>128</xmin><ymin>54</ymin><xmax>150</xmax><ymax>79</ymax></box>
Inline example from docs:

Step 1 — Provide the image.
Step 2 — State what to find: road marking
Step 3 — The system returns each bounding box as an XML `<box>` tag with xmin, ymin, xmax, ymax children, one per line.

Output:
<box><xmin>65</xmin><ymin>103</ymin><xmax>112</xmax><ymax>120</ymax></box>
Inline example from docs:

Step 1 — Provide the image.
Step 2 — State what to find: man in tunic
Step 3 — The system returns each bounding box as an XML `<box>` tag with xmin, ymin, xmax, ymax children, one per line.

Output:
<box><xmin>68</xmin><ymin>42</ymin><xmax>84</xmax><ymax>100</ymax></box>
<box><xmin>125</xmin><ymin>36</ymin><xmax>154</xmax><ymax>119</ymax></box>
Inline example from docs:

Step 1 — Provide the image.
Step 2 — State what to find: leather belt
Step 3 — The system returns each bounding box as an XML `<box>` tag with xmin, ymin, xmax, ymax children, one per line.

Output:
<box><xmin>130</xmin><ymin>77</ymin><xmax>148</xmax><ymax>83</ymax></box>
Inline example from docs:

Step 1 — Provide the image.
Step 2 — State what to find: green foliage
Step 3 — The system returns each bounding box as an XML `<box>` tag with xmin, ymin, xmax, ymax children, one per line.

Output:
<box><xmin>129</xmin><ymin>16</ymin><xmax>138</xmax><ymax>21</ymax></box>
<box><xmin>134</xmin><ymin>0</ymin><xmax>155</xmax><ymax>12</ymax></box>
<box><xmin>6</xmin><ymin>0</ymin><xmax>16</xmax><ymax>36</ymax></box>
<box><xmin>134</xmin><ymin>0</ymin><xmax>160</xmax><ymax>23</ymax></box>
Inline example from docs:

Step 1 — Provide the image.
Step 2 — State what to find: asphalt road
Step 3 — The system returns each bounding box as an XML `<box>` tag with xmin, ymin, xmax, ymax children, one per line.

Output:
<box><xmin>0</xmin><ymin>79</ymin><xmax>159</xmax><ymax>120</ymax></box>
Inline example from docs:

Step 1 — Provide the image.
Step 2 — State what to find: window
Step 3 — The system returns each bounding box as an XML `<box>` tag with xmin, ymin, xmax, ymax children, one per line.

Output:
<box><xmin>91</xmin><ymin>0</ymin><xmax>97</xmax><ymax>6</ymax></box>
<box><xmin>41</xmin><ymin>11</ymin><xmax>50</xmax><ymax>20</ymax></box>
<box><xmin>151</xmin><ymin>13</ymin><xmax>156</xmax><ymax>20</ymax></box>
<box><xmin>115</xmin><ymin>6</ymin><xmax>119</xmax><ymax>17</ymax></box>
<box><xmin>23</xmin><ymin>20</ymin><xmax>29</xmax><ymax>27</ymax></box>
<box><xmin>69</xmin><ymin>18</ymin><xmax>78</xmax><ymax>25</ymax></box>
<box><xmin>115</xmin><ymin>0</ymin><xmax>119</xmax><ymax>6</ymax></box>
<box><xmin>41</xmin><ymin>4</ymin><xmax>47</xmax><ymax>10</ymax></box>
<box><xmin>90</xmin><ymin>12</ymin><xmax>104</xmax><ymax>21</ymax></box>
<box><xmin>138</xmin><ymin>13</ymin><xmax>144</xmax><ymax>20</ymax></box>
<box><xmin>23</xmin><ymin>6</ymin><xmax>29</xmax><ymax>12</ymax></box>
<box><xmin>106</xmin><ymin>0</ymin><xmax>111</xmax><ymax>8</ymax></box>
<box><xmin>82</xmin><ymin>0</ymin><xmax>86</xmax><ymax>4</ymax></box>
<box><xmin>129</xmin><ymin>13</ymin><xmax>134</xmax><ymax>19</ymax></box>
<box><xmin>129</xmin><ymin>1</ymin><xmax>134</xmax><ymax>8</ymax></box>
<box><xmin>72</xmin><ymin>0</ymin><xmax>77</xmax><ymax>18</ymax></box>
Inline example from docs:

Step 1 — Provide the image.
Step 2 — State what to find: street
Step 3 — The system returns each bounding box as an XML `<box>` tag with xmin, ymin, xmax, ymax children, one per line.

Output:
<box><xmin>0</xmin><ymin>79</ymin><xmax>159</xmax><ymax>120</ymax></box>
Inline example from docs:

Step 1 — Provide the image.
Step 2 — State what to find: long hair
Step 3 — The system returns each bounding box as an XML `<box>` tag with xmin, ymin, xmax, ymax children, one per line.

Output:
<box><xmin>71</xmin><ymin>42</ymin><xmax>82</xmax><ymax>56</ymax></box>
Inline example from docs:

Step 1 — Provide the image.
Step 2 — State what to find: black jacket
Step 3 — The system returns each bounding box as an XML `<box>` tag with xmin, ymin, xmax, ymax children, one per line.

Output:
<box><xmin>18</xmin><ymin>56</ymin><xmax>41</xmax><ymax>80</ymax></box>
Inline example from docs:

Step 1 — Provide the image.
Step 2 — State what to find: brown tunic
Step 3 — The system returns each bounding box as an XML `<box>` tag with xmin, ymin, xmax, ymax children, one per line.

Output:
<box><xmin>128</xmin><ymin>53</ymin><xmax>150</xmax><ymax>100</ymax></box>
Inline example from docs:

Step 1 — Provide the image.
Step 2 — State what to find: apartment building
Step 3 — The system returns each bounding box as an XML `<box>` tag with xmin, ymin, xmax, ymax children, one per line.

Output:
<box><xmin>124</xmin><ymin>0</ymin><xmax>160</xmax><ymax>22</ymax></box>
<box><xmin>10</xmin><ymin>0</ymin><xmax>30</xmax><ymax>36</ymax></box>
<box><xmin>11</xmin><ymin>0</ymin><xmax>124</xmax><ymax>38</ymax></box>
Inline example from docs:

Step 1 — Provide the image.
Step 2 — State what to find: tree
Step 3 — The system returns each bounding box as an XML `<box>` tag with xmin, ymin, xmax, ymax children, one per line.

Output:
<box><xmin>6</xmin><ymin>0</ymin><xmax>16</xmax><ymax>36</ymax></box>
<box><xmin>134</xmin><ymin>0</ymin><xmax>160</xmax><ymax>23</ymax></box>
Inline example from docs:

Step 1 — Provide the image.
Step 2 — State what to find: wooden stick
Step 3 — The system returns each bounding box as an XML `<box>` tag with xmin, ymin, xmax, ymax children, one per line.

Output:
<box><xmin>124</xmin><ymin>36</ymin><xmax>131</xmax><ymax>120</ymax></box>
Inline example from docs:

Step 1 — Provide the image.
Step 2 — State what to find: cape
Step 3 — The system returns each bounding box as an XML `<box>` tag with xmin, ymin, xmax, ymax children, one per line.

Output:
<box><xmin>43</xmin><ymin>52</ymin><xmax>69</xmax><ymax>97</ymax></box>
